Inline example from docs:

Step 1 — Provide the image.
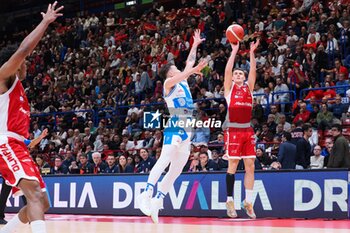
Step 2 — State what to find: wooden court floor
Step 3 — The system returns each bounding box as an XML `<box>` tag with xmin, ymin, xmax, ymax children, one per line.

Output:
<box><xmin>1</xmin><ymin>214</ymin><xmax>349</xmax><ymax>233</ymax></box>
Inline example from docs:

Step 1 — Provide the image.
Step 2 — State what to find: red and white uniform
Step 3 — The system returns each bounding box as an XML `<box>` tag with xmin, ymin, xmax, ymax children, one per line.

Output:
<box><xmin>224</xmin><ymin>83</ymin><xmax>256</xmax><ymax>159</ymax></box>
<box><xmin>0</xmin><ymin>77</ymin><xmax>45</xmax><ymax>196</ymax></box>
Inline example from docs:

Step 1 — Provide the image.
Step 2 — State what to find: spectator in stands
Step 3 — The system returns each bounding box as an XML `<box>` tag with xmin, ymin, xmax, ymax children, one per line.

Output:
<box><xmin>51</xmin><ymin>156</ymin><xmax>68</xmax><ymax>174</ymax></box>
<box><xmin>126</xmin><ymin>100</ymin><xmax>140</xmax><ymax>117</ymax></box>
<box><xmin>317</xmin><ymin>103</ymin><xmax>334</xmax><ymax>130</ymax></box>
<box><xmin>277</xmin><ymin>132</ymin><xmax>296</xmax><ymax>169</ymax></box>
<box><xmin>267</xmin><ymin>114</ymin><xmax>277</xmax><ymax>135</ymax></box>
<box><xmin>211</xmin><ymin>150</ymin><xmax>228</xmax><ymax>171</ymax></box>
<box><xmin>327</xmin><ymin>124</ymin><xmax>350</xmax><ymax>168</ymax></box>
<box><xmin>191</xmin><ymin>124</ymin><xmax>210</xmax><ymax>144</ymax></box>
<box><xmin>321</xmin><ymin>137</ymin><xmax>333</xmax><ymax>166</ymax></box>
<box><xmin>295</xmin><ymin>124</ymin><xmax>313</xmax><ymax>169</ymax></box>
<box><xmin>142</xmin><ymin>130</ymin><xmax>155</xmax><ymax>149</ymax></box>
<box><xmin>275</xmin><ymin>124</ymin><xmax>285</xmax><ymax>138</ymax></box>
<box><xmin>109</xmin><ymin>134</ymin><xmax>121</xmax><ymax>151</ymax></box>
<box><xmin>197</xmin><ymin>152</ymin><xmax>219</xmax><ymax>172</ymax></box>
<box><xmin>33</xmin><ymin>123</ymin><xmax>42</xmax><ymax>139</ymax></box>
<box><xmin>137</xmin><ymin>149</ymin><xmax>156</xmax><ymax>173</ymax></box>
<box><xmin>35</xmin><ymin>155</ymin><xmax>51</xmax><ymax>175</ymax></box>
<box><xmin>199</xmin><ymin>144</ymin><xmax>212</xmax><ymax>160</ymax></box>
<box><xmin>335</xmin><ymin>73</ymin><xmax>349</xmax><ymax>97</ymax></box>
<box><xmin>306</xmin><ymin>97</ymin><xmax>318</xmax><ymax>113</ymax></box>
<box><xmin>251</xmin><ymin>117</ymin><xmax>262</xmax><ymax>134</ymax></box>
<box><xmin>117</xmin><ymin>154</ymin><xmax>134</xmax><ymax>173</ymax></box>
<box><xmin>331</xmin><ymin>95</ymin><xmax>347</xmax><ymax>120</ymax></box>
<box><xmin>258</xmin><ymin>123</ymin><xmax>274</xmax><ymax>143</ymax></box>
<box><xmin>152</xmin><ymin>130</ymin><xmax>163</xmax><ymax>149</ymax></box>
<box><xmin>104</xmin><ymin>154</ymin><xmax>118</xmax><ymax>173</ymax></box>
<box><xmin>260</xmin><ymin>87</ymin><xmax>273</xmax><ymax>110</ymax></box>
<box><xmin>68</xmin><ymin>161</ymin><xmax>80</xmax><ymax>174</ymax></box>
<box><xmin>268</xmin><ymin>136</ymin><xmax>281</xmax><ymax>158</ymax></box>
<box><xmin>122</xmin><ymin>134</ymin><xmax>135</xmax><ymax>151</ymax></box>
<box><xmin>92</xmin><ymin>152</ymin><xmax>107</xmax><ymax>174</ymax></box>
<box><xmin>323</xmin><ymin>82</ymin><xmax>337</xmax><ymax>99</ymax></box>
<box><xmin>315</xmin><ymin>45</ymin><xmax>328</xmax><ymax>81</ymax></box>
<box><xmin>154</xmin><ymin>148</ymin><xmax>162</xmax><ymax>160</ymax></box>
<box><xmin>209</xmin><ymin>133</ymin><xmax>225</xmax><ymax>155</ymax></box>
<box><xmin>325</xmin><ymin>33</ymin><xmax>339</xmax><ymax>55</ymax></box>
<box><xmin>62</xmin><ymin>150</ymin><xmax>74</xmax><ymax>168</ymax></box>
<box><xmin>274</xmin><ymin>77</ymin><xmax>289</xmax><ymax>113</ymax></box>
<box><xmin>84</xmin><ymin>127</ymin><xmax>95</xmax><ymax>144</ymax></box>
<box><xmin>334</xmin><ymin>58</ymin><xmax>349</xmax><ymax>79</ymax></box>
<box><xmin>183</xmin><ymin>151</ymin><xmax>199</xmax><ymax>173</ymax></box>
<box><xmin>252</xmin><ymin>98</ymin><xmax>264</xmax><ymax>123</ymax></box>
<box><xmin>270</xmin><ymin>104</ymin><xmax>283</xmax><ymax>124</ymax></box>
<box><xmin>293</xmin><ymin>102</ymin><xmax>311</xmax><ymax>124</ymax></box>
<box><xmin>254</xmin><ymin>148</ymin><xmax>274</xmax><ymax>170</ymax></box>
<box><xmin>78</xmin><ymin>153</ymin><xmax>94</xmax><ymax>174</ymax></box>
<box><xmin>310</xmin><ymin>145</ymin><xmax>324</xmax><ymax>169</ymax></box>
<box><xmin>279</xmin><ymin>114</ymin><xmax>291</xmax><ymax>132</ymax></box>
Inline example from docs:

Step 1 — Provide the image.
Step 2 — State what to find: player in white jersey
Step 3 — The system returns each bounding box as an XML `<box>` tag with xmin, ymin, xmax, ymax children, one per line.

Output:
<box><xmin>137</xmin><ymin>30</ymin><xmax>207</xmax><ymax>223</ymax></box>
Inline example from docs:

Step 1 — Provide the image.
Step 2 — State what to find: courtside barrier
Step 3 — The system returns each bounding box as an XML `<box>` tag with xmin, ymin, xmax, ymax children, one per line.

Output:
<box><xmin>3</xmin><ymin>169</ymin><xmax>349</xmax><ymax>219</ymax></box>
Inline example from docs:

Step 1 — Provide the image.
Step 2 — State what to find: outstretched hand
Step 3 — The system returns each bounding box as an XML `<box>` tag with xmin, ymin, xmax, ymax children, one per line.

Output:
<box><xmin>41</xmin><ymin>1</ymin><xmax>64</xmax><ymax>24</ymax></box>
<box><xmin>250</xmin><ymin>39</ymin><xmax>260</xmax><ymax>54</ymax></box>
<box><xmin>40</xmin><ymin>129</ymin><xmax>49</xmax><ymax>139</ymax></box>
<box><xmin>193</xmin><ymin>29</ymin><xmax>205</xmax><ymax>46</ymax></box>
<box><xmin>193</xmin><ymin>60</ymin><xmax>208</xmax><ymax>76</ymax></box>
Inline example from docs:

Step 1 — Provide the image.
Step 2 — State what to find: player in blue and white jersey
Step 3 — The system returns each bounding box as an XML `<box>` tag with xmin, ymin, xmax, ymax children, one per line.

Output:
<box><xmin>137</xmin><ymin>29</ymin><xmax>207</xmax><ymax>223</ymax></box>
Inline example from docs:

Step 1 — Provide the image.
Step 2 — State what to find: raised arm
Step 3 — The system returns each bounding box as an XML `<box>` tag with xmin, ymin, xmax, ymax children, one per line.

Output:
<box><xmin>164</xmin><ymin>60</ymin><xmax>208</xmax><ymax>90</ymax></box>
<box><xmin>247</xmin><ymin>39</ymin><xmax>260</xmax><ymax>92</ymax></box>
<box><xmin>0</xmin><ymin>2</ymin><xmax>63</xmax><ymax>80</ymax></box>
<box><xmin>224</xmin><ymin>43</ymin><xmax>239</xmax><ymax>96</ymax></box>
<box><xmin>17</xmin><ymin>61</ymin><xmax>27</xmax><ymax>80</ymax></box>
<box><xmin>184</xmin><ymin>29</ymin><xmax>205</xmax><ymax>71</ymax></box>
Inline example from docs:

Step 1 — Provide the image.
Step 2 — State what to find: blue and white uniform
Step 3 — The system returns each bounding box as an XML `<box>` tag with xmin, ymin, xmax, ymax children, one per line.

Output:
<box><xmin>143</xmin><ymin>79</ymin><xmax>194</xmax><ymax>199</ymax></box>
<box><xmin>163</xmin><ymin>80</ymin><xmax>194</xmax><ymax>146</ymax></box>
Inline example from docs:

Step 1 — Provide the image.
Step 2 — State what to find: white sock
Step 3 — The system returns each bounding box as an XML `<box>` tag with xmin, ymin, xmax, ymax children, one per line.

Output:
<box><xmin>0</xmin><ymin>214</ymin><xmax>26</xmax><ymax>233</ymax></box>
<box><xmin>145</xmin><ymin>183</ymin><xmax>154</xmax><ymax>197</ymax></box>
<box><xmin>245</xmin><ymin>189</ymin><xmax>254</xmax><ymax>203</ymax></box>
<box><xmin>226</xmin><ymin>196</ymin><xmax>233</xmax><ymax>202</ymax></box>
<box><xmin>30</xmin><ymin>220</ymin><xmax>46</xmax><ymax>233</ymax></box>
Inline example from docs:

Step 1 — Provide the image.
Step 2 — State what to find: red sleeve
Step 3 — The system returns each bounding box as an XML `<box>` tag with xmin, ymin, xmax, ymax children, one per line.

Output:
<box><xmin>304</xmin><ymin>91</ymin><xmax>315</xmax><ymax>100</ymax></box>
<box><xmin>293</xmin><ymin>114</ymin><xmax>299</xmax><ymax>124</ymax></box>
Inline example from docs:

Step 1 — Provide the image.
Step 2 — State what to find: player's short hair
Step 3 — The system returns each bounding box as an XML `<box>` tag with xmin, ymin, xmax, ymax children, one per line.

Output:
<box><xmin>0</xmin><ymin>44</ymin><xmax>18</xmax><ymax>66</ymax></box>
<box><xmin>233</xmin><ymin>68</ymin><xmax>247</xmax><ymax>78</ymax></box>
<box><xmin>233</xmin><ymin>68</ymin><xmax>245</xmax><ymax>73</ymax></box>
<box><xmin>159</xmin><ymin>63</ymin><xmax>173</xmax><ymax>80</ymax></box>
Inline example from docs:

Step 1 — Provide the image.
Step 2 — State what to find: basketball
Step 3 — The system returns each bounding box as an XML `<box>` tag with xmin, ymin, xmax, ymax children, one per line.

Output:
<box><xmin>226</xmin><ymin>24</ymin><xmax>244</xmax><ymax>44</ymax></box>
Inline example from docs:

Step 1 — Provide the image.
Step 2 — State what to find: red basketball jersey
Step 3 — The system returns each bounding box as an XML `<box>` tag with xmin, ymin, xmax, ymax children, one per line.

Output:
<box><xmin>0</xmin><ymin>77</ymin><xmax>30</xmax><ymax>139</ymax></box>
<box><xmin>225</xmin><ymin>83</ymin><xmax>253</xmax><ymax>124</ymax></box>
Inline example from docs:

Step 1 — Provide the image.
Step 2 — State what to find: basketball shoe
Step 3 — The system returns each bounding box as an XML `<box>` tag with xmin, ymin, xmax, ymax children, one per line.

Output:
<box><xmin>150</xmin><ymin>197</ymin><xmax>163</xmax><ymax>224</ymax></box>
<box><xmin>241</xmin><ymin>200</ymin><xmax>256</xmax><ymax>219</ymax></box>
<box><xmin>226</xmin><ymin>201</ymin><xmax>237</xmax><ymax>218</ymax></box>
<box><xmin>136</xmin><ymin>191</ymin><xmax>152</xmax><ymax>216</ymax></box>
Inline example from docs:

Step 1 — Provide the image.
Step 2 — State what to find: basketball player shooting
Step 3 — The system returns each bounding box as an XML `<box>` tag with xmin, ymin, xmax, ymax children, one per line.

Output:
<box><xmin>0</xmin><ymin>2</ymin><xmax>63</xmax><ymax>233</ymax></box>
<box><xmin>137</xmin><ymin>29</ymin><xmax>207</xmax><ymax>223</ymax></box>
<box><xmin>223</xmin><ymin>39</ymin><xmax>260</xmax><ymax>219</ymax></box>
